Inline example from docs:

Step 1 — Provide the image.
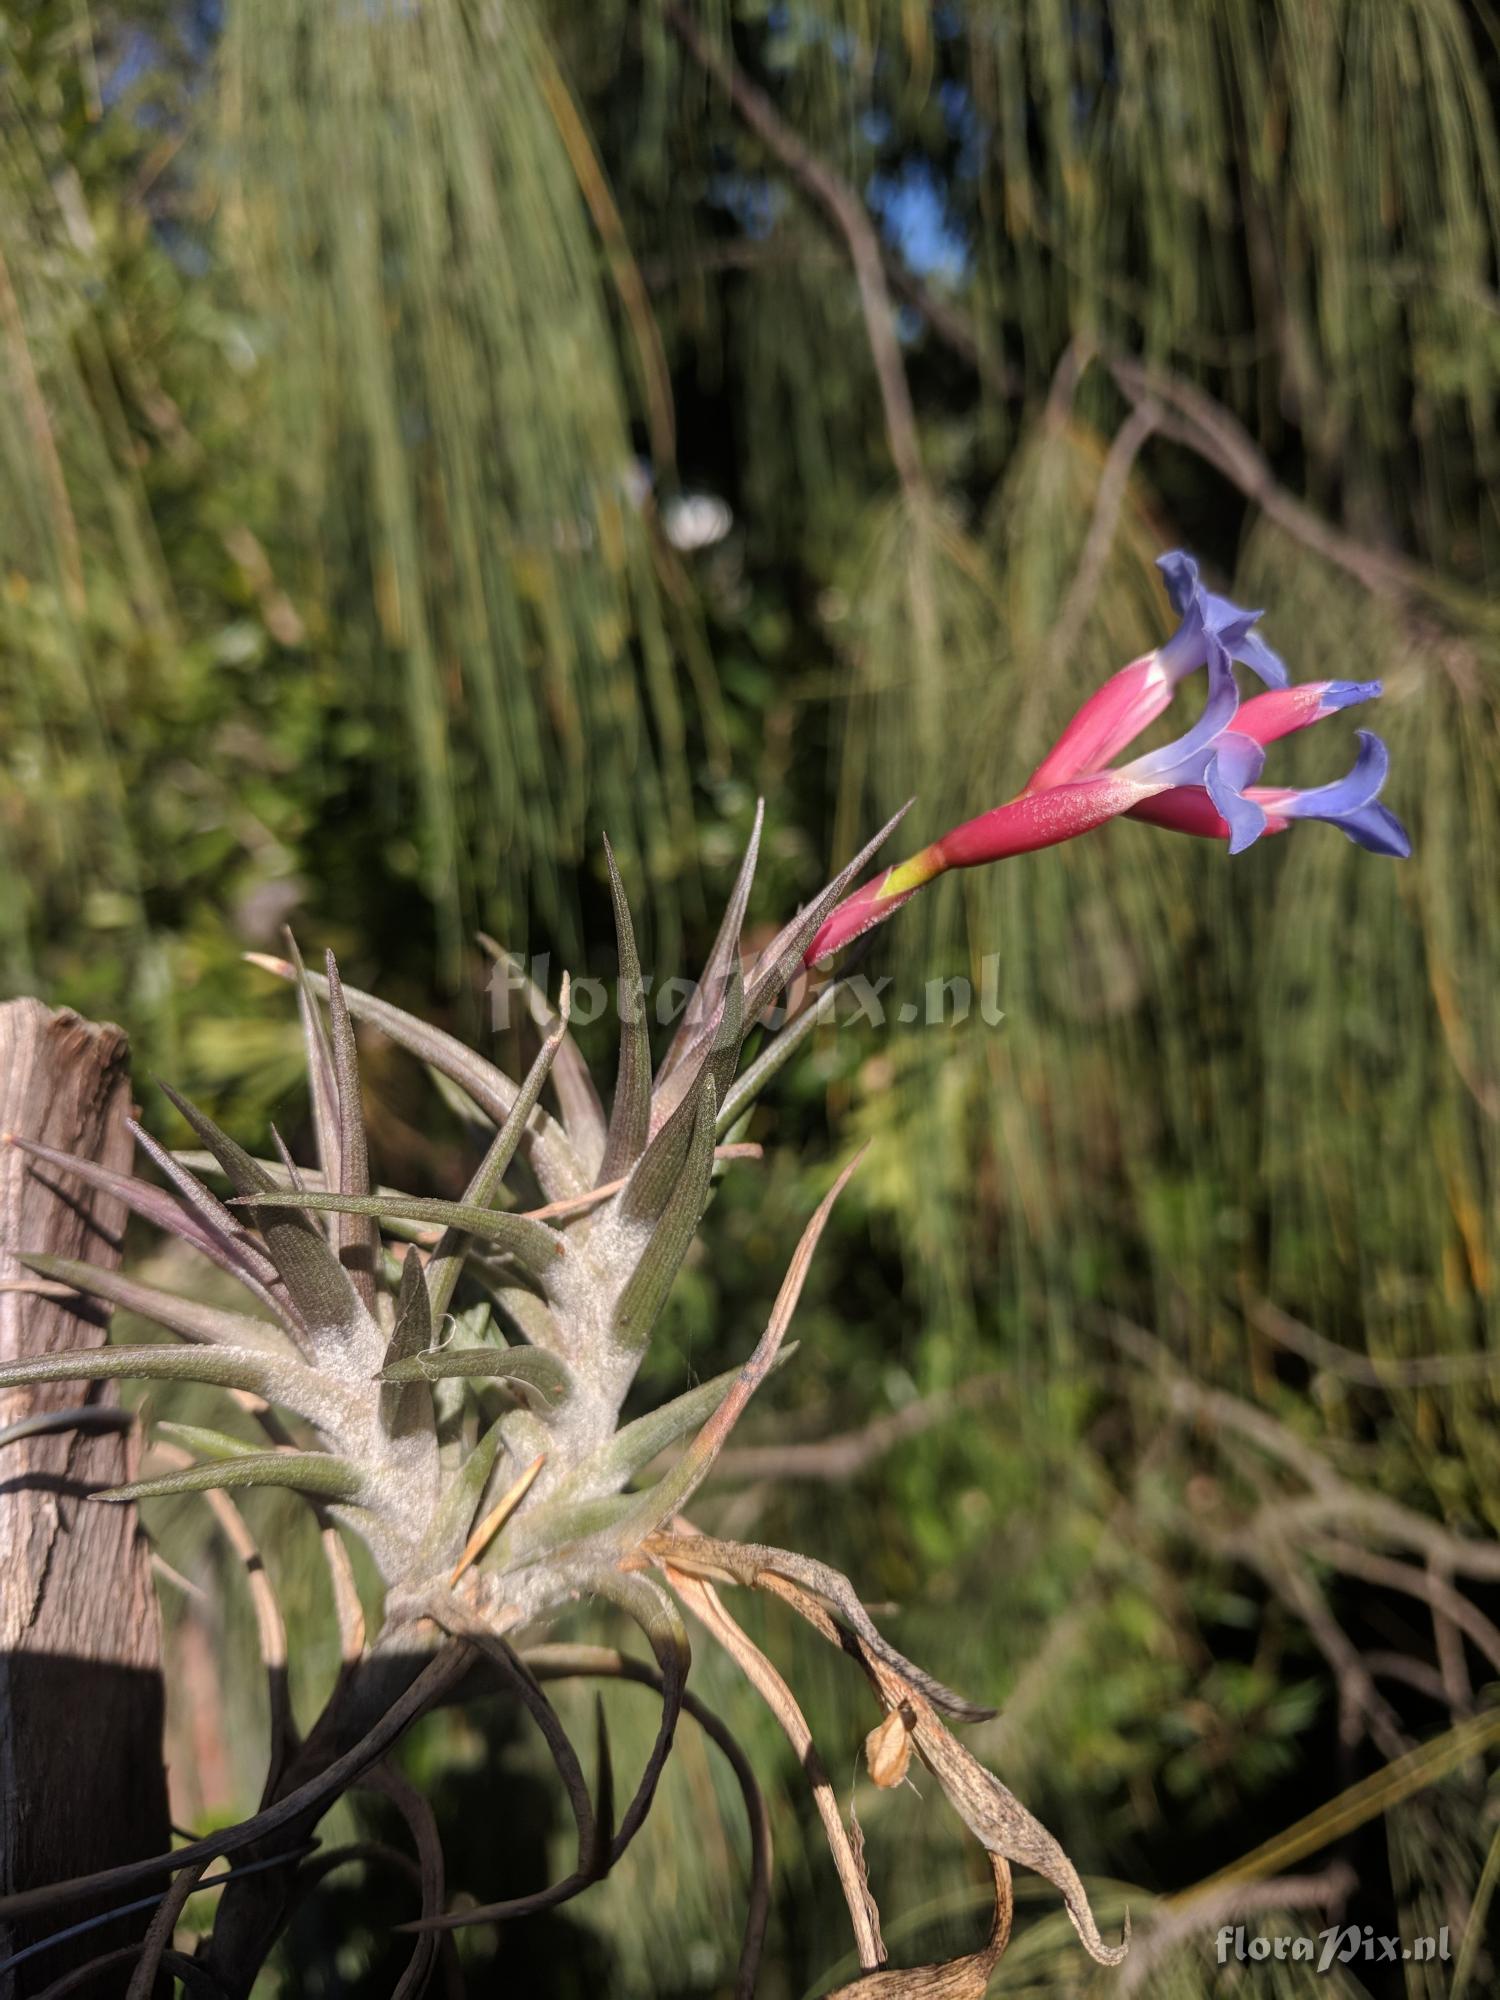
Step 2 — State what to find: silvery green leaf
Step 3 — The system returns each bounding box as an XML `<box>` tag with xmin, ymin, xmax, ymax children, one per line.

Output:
<box><xmin>325</xmin><ymin>951</ymin><xmax>380</xmax><ymax>1312</ymax></box>
<box><xmin>103</xmin><ymin>1451</ymin><xmax>363</xmax><ymax>1505</ymax></box>
<box><xmin>566</xmin><ymin>1346</ymin><xmax>797</xmax><ymax>1501</ymax></box>
<box><xmin>624</xmin><ymin>964</ymin><xmax>740</xmax><ymax>1223</ymax></box>
<box><xmin>0</xmin><ymin>1341</ymin><xmax>326</xmax><ymax>1408</ymax></box>
<box><xmin>154</xmin><ymin>1421</ymin><xmax>266</xmax><ymax>1461</ymax></box>
<box><xmin>612</xmin><ymin>1079</ymin><xmax>717</xmax><ymax>1350</ymax></box>
<box><xmin>717</xmin><ymin>977</ymin><xmax>852</xmax><ymax>1133</ymax></box>
<box><xmin>427</xmin><ymin>978</ymin><xmax>572</xmax><ymax>1323</ymax></box>
<box><xmin>656</xmin><ymin>798</ymin><xmax>762</xmax><ymax>1085</ymax></box>
<box><xmin>159</xmin><ymin>1083</ymin><xmax>375</xmax><ymax>1362</ymax></box>
<box><xmin>379</xmin><ymin>1346</ymin><xmax>572</xmax><ymax>1407</ymax></box>
<box><xmin>489</xmin><ymin>1493</ymin><xmax>638</xmax><ymax>1575</ymax></box>
<box><xmin>499</xmin><ymin>1405</ymin><xmax>551</xmax><ymax>1466</ymax></box>
<box><xmin>21</xmin><ymin>1254</ymin><xmax>293</xmax><ymax>1356</ymax></box>
<box><xmin>418</xmin><ymin>1415</ymin><xmax>505</xmax><ymax>1568</ymax></box>
<box><xmin>283</xmin><ymin>930</ymin><xmax>341</xmax><ymax>1221</ymax></box>
<box><xmin>244</xmin><ymin>954</ymin><xmax>586</xmax><ymax>1201</ymax></box>
<box><xmin>614</xmin><ymin>1153</ymin><xmax>861</xmax><ymax>1542</ymax></box>
<box><xmin>174</xmin><ymin>1152</ymin><xmax>439</xmax><ymax>1247</ymax></box>
<box><xmin>379</xmin><ymin>1254</ymin><xmax>435</xmax><ymax>1442</ymax></box>
<box><xmin>236</xmin><ymin>1188</ymin><xmax>565</xmax><ymax>1287</ymax></box>
<box><xmin>478</xmin><ymin>935</ymin><xmax>606</xmax><ymax>1173</ymax></box>
<box><xmin>382</xmin><ymin>1254</ymin><xmax>432</xmax><ymax>1372</ymax></box>
<box><xmin>597</xmin><ymin>836</ymin><xmax>651</xmax><ymax>1184</ymax></box>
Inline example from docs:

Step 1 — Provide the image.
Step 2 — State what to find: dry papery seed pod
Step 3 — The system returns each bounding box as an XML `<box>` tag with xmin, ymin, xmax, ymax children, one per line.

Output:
<box><xmin>0</xmin><ymin>805</ymin><xmax>1127</xmax><ymax>1996</ymax></box>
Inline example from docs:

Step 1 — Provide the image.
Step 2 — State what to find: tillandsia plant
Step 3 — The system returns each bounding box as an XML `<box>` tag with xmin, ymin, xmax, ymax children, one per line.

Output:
<box><xmin>0</xmin><ymin>552</ymin><xmax>1405</xmax><ymax>1995</ymax></box>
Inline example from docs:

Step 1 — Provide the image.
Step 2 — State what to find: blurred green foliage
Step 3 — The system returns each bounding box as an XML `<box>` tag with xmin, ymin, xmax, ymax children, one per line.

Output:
<box><xmin>3</xmin><ymin>1</ymin><xmax>1499</xmax><ymax>1993</ymax></box>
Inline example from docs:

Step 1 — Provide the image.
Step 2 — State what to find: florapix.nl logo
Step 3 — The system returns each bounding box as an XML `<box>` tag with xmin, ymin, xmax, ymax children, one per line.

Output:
<box><xmin>488</xmin><ymin>953</ymin><xmax>1006</xmax><ymax>1035</ymax></box>
<box><xmin>1215</xmin><ymin>1925</ymin><xmax>1451</xmax><ymax>1972</ymax></box>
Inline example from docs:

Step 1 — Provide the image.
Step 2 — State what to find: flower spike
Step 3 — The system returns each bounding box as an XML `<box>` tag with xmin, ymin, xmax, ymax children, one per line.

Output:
<box><xmin>809</xmin><ymin>552</ymin><xmax>1407</xmax><ymax>964</ymax></box>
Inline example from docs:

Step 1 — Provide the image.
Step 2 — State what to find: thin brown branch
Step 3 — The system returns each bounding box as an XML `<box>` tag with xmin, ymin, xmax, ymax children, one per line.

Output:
<box><xmin>1249</xmin><ymin>1491</ymin><xmax>1500</xmax><ymax>1585</ymax></box>
<box><xmin>1301</xmin><ymin>1534</ymin><xmax>1500</xmax><ymax>1678</ymax></box>
<box><xmin>1428</xmin><ymin>1560</ymin><xmax>1476</xmax><ymax>1723</ymax></box>
<box><xmin>652</xmin><ymin>77</ymin><xmax>1474</xmax><ymax>629</ymax></box>
<box><xmin>1107</xmin><ymin>355</ymin><xmax>1439</xmax><ymax>604</ymax></box>
<box><xmin>1107</xmin><ymin>1314</ymin><xmax>1500</xmax><ymax>1582</ymax></box>
<box><xmin>1116</xmin><ymin>1863</ymin><xmax>1356</xmax><ymax>1997</ymax></box>
<box><xmin>1251</xmin><ymin>1298</ymin><xmax>1500</xmax><ymax>1388</ymax></box>
<box><xmin>704</xmin><ymin>1375</ymin><xmax>1009</xmax><ymax>1485</ymax></box>
<box><xmin>1226</xmin><ymin>1532</ymin><xmax>1408</xmax><ymax>1760</ymax></box>
<box><xmin>1047</xmin><ymin>399</ymin><xmax>1161</xmax><ymax>663</ymax></box>
<box><xmin>664</xmin><ymin>5</ymin><xmax>926</xmax><ymax>507</ymax></box>
<box><xmin>1362</xmin><ymin>1651</ymin><xmax>1454</xmax><ymax>1706</ymax></box>
<box><xmin>1103</xmin><ymin>1313</ymin><xmax>1341</xmax><ymax>1491</ymax></box>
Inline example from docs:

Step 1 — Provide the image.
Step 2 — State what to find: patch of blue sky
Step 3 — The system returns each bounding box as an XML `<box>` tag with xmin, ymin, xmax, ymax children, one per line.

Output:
<box><xmin>867</xmin><ymin>160</ymin><xmax>970</xmax><ymax>286</ymax></box>
<box><xmin>707</xmin><ymin>172</ymin><xmax>787</xmax><ymax>242</ymax></box>
<box><xmin>187</xmin><ymin>0</ymin><xmax>224</xmax><ymax>58</ymax></box>
<box><xmin>936</xmin><ymin>79</ymin><xmax>989</xmax><ymax>181</ymax></box>
<box><xmin>101</xmin><ymin>27</ymin><xmax>162</xmax><ymax>110</ymax></box>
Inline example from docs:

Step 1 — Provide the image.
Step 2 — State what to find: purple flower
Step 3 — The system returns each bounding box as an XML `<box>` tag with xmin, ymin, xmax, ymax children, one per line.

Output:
<box><xmin>1156</xmin><ymin>550</ymin><xmax>1289</xmax><ymax>688</ymax></box>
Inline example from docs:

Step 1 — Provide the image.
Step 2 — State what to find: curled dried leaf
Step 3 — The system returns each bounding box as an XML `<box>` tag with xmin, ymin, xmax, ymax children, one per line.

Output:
<box><xmin>698</xmin><ymin>1560</ymin><xmax>1127</xmax><ymax>1971</ymax></box>
<box><xmin>864</xmin><ymin>1707</ymin><xmax>914</xmax><ymax>1790</ymax></box>
<box><xmin>650</xmin><ymin>1530</ymin><xmax>992</xmax><ymax>1723</ymax></box>
<box><xmin>828</xmin><ymin>1855</ymin><xmax>1014</xmax><ymax>1999</ymax></box>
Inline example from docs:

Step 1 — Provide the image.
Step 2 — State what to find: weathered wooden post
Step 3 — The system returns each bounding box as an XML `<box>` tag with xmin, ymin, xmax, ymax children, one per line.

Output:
<box><xmin>0</xmin><ymin>1000</ymin><xmax>170</xmax><ymax>1993</ymax></box>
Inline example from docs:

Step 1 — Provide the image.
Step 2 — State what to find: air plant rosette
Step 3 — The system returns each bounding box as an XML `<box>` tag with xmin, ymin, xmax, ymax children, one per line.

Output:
<box><xmin>0</xmin><ymin>553</ymin><xmax>1405</xmax><ymax>1994</ymax></box>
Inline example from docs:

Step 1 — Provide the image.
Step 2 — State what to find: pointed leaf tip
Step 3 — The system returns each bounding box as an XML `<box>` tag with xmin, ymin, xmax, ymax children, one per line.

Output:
<box><xmin>99</xmin><ymin>1451</ymin><xmax>364</xmax><ymax>1506</ymax></box>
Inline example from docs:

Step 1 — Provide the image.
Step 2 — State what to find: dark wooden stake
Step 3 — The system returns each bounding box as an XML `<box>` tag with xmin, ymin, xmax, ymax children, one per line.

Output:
<box><xmin>0</xmin><ymin>999</ymin><xmax>169</xmax><ymax>1995</ymax></box>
